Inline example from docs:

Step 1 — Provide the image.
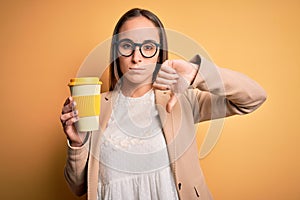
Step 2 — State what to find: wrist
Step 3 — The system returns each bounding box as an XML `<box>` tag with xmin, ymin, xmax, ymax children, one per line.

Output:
<box><xmin>69</xmin><ymin>140</ymin><xmax>83</xmax><ymax>147</ymax></box>
<box><xmin>189</xmin><ymin>63</ymin><xmax>199</xmax><ymax>85</ymax></box>
<box><xmin>67</xmin><ymin>137</ymin><xmax>83</xmax><ymax>147</ymax></box>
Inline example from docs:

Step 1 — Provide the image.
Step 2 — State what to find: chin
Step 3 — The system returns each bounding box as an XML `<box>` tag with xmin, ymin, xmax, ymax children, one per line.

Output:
<box><xmin>123</xmin><ymin>74</ymin><xmax>153</xmax><ymax>85</ymax></box>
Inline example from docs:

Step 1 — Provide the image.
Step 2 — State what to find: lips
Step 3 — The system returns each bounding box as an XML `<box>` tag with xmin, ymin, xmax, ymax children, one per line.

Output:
<box><xmin>129</xmin><ymin>67</ymin><xmax>145</xmax><ymax>71</ymax></box>
<box><xmin>128</xmin><ymin>66</ymin><xmax>146</xmax><ymax>74</ymax></box>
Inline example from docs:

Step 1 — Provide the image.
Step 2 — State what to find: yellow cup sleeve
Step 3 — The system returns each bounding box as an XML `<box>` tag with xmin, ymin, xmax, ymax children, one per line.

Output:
<box><xmin>72</xmin><ymin>95</ymin><xmax>100</xmax><ymax>117</ymax></box>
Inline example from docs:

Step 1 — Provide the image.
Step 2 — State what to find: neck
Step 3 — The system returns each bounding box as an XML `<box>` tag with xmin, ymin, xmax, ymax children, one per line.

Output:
<box><xmin>121</xmin><ymin>80</ymin><xmax>153</xmax><ymax>97</ymax></box>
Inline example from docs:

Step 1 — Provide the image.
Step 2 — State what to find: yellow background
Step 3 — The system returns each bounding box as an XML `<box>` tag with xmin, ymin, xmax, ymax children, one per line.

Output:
<box><xmin>1</xmin><ymin>0</ymin><xmax>299</xmax><ymax>199</ymax></box>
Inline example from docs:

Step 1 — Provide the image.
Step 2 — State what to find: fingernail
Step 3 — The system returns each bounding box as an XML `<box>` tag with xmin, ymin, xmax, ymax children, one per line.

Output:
<box><xmin>73</xmin><ymin>110</ymin><xmax>78</xmax><ymax>115</ymax></box>
<box><xmin>72</xmin><ymin>101</ymin><xmax>77</xmax><ymax>107</ymax></box>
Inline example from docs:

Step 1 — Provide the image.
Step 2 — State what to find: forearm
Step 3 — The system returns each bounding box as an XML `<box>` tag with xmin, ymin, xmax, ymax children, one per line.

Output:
<box><xmin>190</xmin><ymin>54</ymin><xmax>267</xmax><ymax>119</ymax></box>
<box><xmin>64</xmin><ymin>133</ymin><xmax>90</xmax><ymax>196</ymax></box>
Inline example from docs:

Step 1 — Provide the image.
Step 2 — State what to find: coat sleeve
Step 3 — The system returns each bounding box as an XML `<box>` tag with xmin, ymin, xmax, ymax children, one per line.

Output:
<box><xmin>64</xmin><ymin>133</ymin><xmax>91</xmax><ymax>196</ymax></box>
<box><xmin>186</xmin><ymin>54</ymin><xmax>267</xmax><ymax>123</ymax></box>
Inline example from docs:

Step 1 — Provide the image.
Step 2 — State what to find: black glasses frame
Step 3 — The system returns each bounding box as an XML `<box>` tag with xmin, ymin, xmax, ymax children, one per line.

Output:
<box><xmin>116</xmin><ymin>38</ymin><xmax>160</xmax><ymax>58</ymax></box>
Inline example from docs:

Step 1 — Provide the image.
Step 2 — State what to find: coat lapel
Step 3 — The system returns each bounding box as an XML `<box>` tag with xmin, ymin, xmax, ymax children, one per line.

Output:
<box><xmin>88</xmin><ymin>91</ymin><xmax>114</xmax><ymax>200</ymax></box>
<box><xmin>154</xmin><ymin>90</ymin><xmax>172</xmax><ymax>142</ymax></box>
<box><xmin>99</xmin><ymin>92</ymin><xmax>114</xmax><ymax>131</ymax></box>
<box><xmin>154</xmin><ymin>90</ymin><xmax>181</xmax><ymax>164</ymax></box>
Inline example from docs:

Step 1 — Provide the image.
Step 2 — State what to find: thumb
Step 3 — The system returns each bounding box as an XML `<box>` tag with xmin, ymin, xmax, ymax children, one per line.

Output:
<box><xmin>166</xmin><ymin>93</ymin><xmax>178</xmax><ymax>113</ymax></box>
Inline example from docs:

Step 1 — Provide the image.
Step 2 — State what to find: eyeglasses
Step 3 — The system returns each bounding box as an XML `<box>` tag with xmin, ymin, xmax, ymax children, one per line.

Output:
<box><xmin>116</xmin><ymin>39</ymin><xmax>160</xmax><ymax>58</ymax></box>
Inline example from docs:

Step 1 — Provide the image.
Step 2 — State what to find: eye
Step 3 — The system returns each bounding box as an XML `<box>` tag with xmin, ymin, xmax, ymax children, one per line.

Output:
<box><xmin>142</xmin><ymin>43</ymin><xmax>155</xmax><ymax>51</ymax></box>
<box><xmin>120</xmin><ymin>42</ymin><xmax>133</xmax><ymax>50</ymax></box>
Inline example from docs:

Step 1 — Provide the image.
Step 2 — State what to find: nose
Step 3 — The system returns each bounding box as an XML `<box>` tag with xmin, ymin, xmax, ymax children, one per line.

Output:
<box><xmin>131</xmin><ymin>46</ymin><xmax>142</xmax><ymax>63</ymax></box>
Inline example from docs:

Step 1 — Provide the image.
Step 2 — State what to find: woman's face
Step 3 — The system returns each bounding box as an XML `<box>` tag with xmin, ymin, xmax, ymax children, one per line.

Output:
<box><xmin>117</xmin><ymin>16</ymin><xmax>160</xmax><ymax>86</ymax></box>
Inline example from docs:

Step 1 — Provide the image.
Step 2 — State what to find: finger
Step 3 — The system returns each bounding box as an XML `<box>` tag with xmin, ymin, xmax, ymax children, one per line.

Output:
<box><xmin>63</xmin><ymin>96</ymin><xmax>73</xmax><ymax>106</ymax></box>
<box><xmin>62</xmin><ymin>100</ymin><xmax>76</xmax><ymax>114</ymax></box>
<box><xmin>161</xmin><ymin>61</ymin><xmax>176</xmax><ymax>74</ymax></box>
<box><xmin>155</xmin><ymin>76</ymin><xmax>177</xmax><ymax>86</ymax></box>
<box><xmin>166</xmin><ymin>93</ymin><xmax>178</xmax><ymax>113</ymax></box>
<box><xmin>60</xmin><ymin>110</ymin><xmax>78</xmax><ymax>123</ymax></box>
<box><xmin>64</xmin><ymin>116</ymin><xmax>79</xmax><ymax>126</ymax></box>
<box><xmin>153</xmin><ymin>82</ymin><xmax>170</xmax><ymax>90</ymax></box>
<box><xmin>157</xmin><ymin>70</ymin><xmax>179</xmax><ymax>80</ymax></box>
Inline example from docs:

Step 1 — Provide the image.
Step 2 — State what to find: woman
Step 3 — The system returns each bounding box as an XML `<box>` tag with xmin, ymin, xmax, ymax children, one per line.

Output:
<box><xmin>60</xmin><ymin>8</ymin><xmax>266</xmax><ymax>200</ymax></box>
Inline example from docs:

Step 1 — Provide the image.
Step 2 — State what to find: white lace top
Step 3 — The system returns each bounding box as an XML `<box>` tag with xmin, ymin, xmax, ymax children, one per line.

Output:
<box><xmin>97</xmin><ymin>89</ymin><xmax>179</xmax><ymax>200</ymax></box>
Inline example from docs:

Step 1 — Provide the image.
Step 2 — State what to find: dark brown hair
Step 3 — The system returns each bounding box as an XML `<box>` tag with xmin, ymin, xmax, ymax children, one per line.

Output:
<box><xmin>109</xmin><ymin>8</ymin><xmax>168</xmax><ymax>91</ymax></box>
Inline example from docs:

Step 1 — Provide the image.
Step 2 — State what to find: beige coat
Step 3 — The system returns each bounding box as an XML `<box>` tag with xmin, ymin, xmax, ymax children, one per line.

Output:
<box><xmin>64</xmin><ymin>55</ymin><xmax>267</xmax><ymax>200</ymax></box>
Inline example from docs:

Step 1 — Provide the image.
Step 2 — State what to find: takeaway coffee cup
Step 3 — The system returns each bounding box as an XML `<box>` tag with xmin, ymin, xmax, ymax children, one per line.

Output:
<box><xmin>68</xmin><ymin>77</ymin><xmax>102</xmax><ymax>132</ymax></box>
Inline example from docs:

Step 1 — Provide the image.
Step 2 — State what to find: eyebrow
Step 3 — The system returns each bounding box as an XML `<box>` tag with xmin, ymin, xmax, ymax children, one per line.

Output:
<box><xmin>119</xmin><ymin>38</ymin><xmax>159</xmax><ymax>44</ymax></box>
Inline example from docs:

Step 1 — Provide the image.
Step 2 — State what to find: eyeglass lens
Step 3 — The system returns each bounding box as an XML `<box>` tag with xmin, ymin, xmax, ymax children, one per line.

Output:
<box><xmin>118</xmin><ymin>39</ymin><xmax>159</xmax><ymax>58</ymax></box>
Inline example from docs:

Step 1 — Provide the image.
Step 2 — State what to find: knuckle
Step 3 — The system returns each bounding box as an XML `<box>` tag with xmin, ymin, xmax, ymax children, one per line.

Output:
<box><xmin>66</xmin><ymin>119</ymin><xmax>72</xmax><ymax>126</ymax></box>
<box><xmin>60</xmin><ymin>114</ymin><xmax>66</xmax><ymax>121</ymax></box>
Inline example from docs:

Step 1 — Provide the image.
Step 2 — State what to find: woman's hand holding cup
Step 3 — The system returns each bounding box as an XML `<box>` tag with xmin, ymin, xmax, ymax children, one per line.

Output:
<box><xmin>60</xmin><ymin>97</ymin><xmax>85</xmax><ymax>147</ymax></box>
